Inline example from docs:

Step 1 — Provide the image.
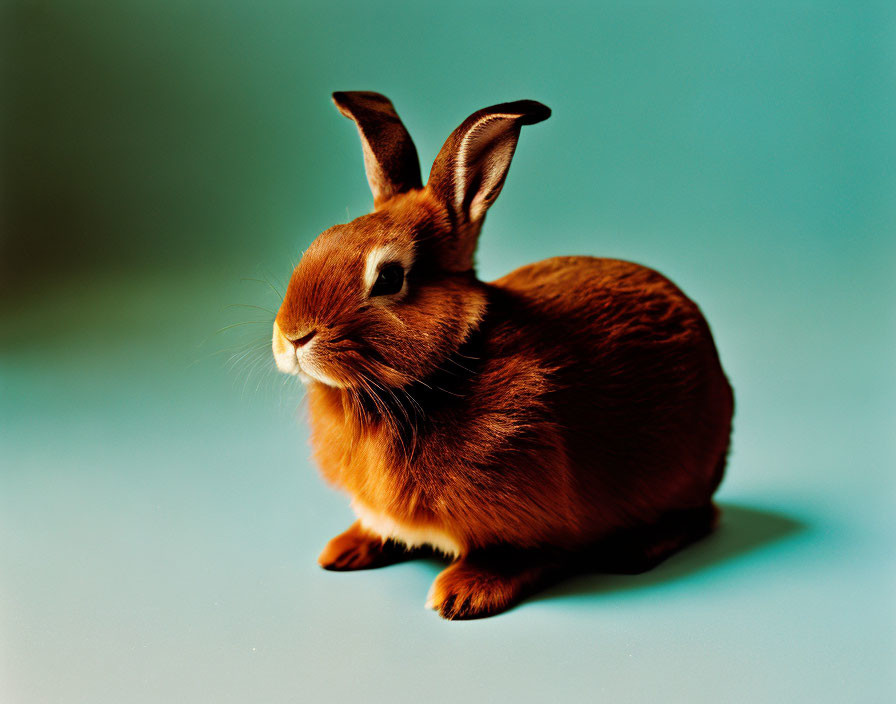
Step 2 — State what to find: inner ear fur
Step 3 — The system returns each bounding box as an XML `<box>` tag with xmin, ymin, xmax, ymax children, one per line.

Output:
<box><xmin>426</xmin><ymin>100</ymin><xmax>550</xmax><ymax>270</ymax></box>
<box><xmin>333</xmin><ymin>91</ymin><xmax>423</xmax><ymax>208</ymax></box>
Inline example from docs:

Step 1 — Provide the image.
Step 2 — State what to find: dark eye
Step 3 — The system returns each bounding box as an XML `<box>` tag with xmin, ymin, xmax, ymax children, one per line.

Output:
<box><xmin>370</xmin><ymin>263</ymin><xmax>405</xmax><ymax>297</ymax></box>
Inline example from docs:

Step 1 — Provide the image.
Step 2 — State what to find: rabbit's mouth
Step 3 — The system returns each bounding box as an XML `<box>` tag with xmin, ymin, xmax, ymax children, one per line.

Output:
<box><xmin>272</xmin><ymin>321</ymin><xmax>343</xmax><ymax>388</ymax></box>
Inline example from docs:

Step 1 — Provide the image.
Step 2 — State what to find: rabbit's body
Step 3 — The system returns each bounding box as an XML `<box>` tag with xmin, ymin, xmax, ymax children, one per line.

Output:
<box><xmin>308</xmin><ymin>255</ymin><xmax>731</xmax><ymax>558</ymax></box>
<box><xmin>274</xmin><ymin>93</ymin><xmax>733</xmax><ymax>618</ymax></box>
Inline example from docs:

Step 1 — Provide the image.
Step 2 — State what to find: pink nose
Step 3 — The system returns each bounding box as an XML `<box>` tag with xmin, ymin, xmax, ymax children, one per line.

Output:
<box><xmin>290</xmin><ymin>329</ymin><xmax>317</xmax><ymax>348</ymax></box>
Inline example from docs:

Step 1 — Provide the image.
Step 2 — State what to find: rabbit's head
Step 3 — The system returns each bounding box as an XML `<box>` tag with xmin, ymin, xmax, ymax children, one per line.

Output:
<box><xmin>273</xmin><ymin>92</ymin><xmax>549</xmax><ymax>389</ymax></box>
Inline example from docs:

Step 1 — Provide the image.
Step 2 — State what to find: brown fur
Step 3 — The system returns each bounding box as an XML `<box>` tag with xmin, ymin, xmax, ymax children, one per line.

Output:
<box><xmin>274</xmin><ymin>93</ymin><xmax>734</xmax><ymax>619</ymax></box>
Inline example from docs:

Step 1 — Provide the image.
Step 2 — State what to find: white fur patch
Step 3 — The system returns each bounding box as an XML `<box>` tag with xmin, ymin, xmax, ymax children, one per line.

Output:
<box><xmin>351</xmin><ymin>500</ymin><xmax>462</xmax><ymax>558</ymax></box>
<box><xmin>272</xmin><ymin>321</ymin><xmax>300</xmax><ymax>375</ymax></box>
<box><xmin>363</xmin><ymin>243</ymin><xmax>413</xmax><ymax>299</ymax></box>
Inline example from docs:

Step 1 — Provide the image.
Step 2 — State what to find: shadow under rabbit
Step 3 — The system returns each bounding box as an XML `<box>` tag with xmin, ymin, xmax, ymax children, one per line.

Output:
<box><xmin>531</xmin><ymin>501</ymin><xmax>805</xmax><ymax>603</ymax></box>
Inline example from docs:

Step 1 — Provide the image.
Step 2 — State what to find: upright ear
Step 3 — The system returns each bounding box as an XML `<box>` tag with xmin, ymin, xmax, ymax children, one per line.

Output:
<box><xmin>427</xmin><ymin>99</ymin><xmax>550</xmax><ymax>236</ymax></box>
<box><xmin>332</xmin><ymin>91</ymin><xmax>423</xmax><ymax>208</ymax></box>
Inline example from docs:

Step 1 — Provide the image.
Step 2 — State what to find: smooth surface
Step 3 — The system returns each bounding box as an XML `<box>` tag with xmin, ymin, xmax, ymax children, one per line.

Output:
<box><xmin>3</xmin><ymin>2</ymin><xmax>895</xmax><ymax>703</ymax></box>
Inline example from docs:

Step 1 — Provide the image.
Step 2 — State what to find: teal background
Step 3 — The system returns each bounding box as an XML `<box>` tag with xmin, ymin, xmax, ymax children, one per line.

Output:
<box><xmin>2</xmin><ymin>1</ymin><xmax>894</xmax><ymax>702</ymax></box>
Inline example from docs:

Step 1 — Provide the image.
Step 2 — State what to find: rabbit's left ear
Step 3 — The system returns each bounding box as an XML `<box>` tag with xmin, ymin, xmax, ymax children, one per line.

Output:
<box><xmin>332</xmin><ymin>91</ymin><xmax>423</xmax><ymax>208</ymax></box>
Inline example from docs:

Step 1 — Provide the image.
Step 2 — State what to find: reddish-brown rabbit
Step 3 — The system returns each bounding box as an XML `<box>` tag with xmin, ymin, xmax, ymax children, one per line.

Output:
<box><xmin>273</xmin><ymin>92</ymin><xmax>734</xmax><ymax>619</ymax></box>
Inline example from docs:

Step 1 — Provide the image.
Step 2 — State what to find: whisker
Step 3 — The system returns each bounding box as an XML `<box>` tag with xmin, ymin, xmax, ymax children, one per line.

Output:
<box><xmin>400</xmin><ymin>388</ymin><xmax>426</xmax><ymax>419</ymax></box>
<box><xmin>442</xmin><ymin>356</ymin><xmax>477</xmax><ymax>375</ymax></box>
<box><xmin>240</xmin><ymin>353</ymin><xmax>278</xmax><ymax>400</ymax></box>
<box><xmin>263</xmin><ymin>269</ymin><xmax>286</xmax><ymax>298</ymax></box>
<box><xmin>225</xmin><ymin>303</ymin><xmax>277</xmax><ymax>315</ymax></box>
<box><xmin>241</xmin><ymin>277</ymin><xmax>284</xmax><ymax>300</ymax></box>
<box><xmin>360</xmin><ymin>374</ymin><xmax>410</xmax><ymax>459</ymax></box>
<box><xmin>214</xmin><ymin>321</ymin><xmax>272</xmax><ymax>334</ymax></box>
<box><xmin>188</xmin><ymin>340</ymin><xmax>267</xmax><ymax>368</ymax></box>
<box><xmin>394</xmin><ymin>387</ymin><xmax>422</xmax><ymax>460</ymax></box>
<box><xmin>226</xmin><ymin>344</ymin><xmax>270</xmax><ymax>372</ymax></box>
<box><xmin>392</xmin><ymin>368</ymin><xmax>433</xmax><ymax>391</ymax></box>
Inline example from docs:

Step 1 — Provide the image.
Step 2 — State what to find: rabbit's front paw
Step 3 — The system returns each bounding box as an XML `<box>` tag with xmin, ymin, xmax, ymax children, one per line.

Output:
<box><xmin>426</xmin><ymin>557</ymin><xmax>544</xmax><ymax>620</ymax></box>
<box><xmin>318</xmin><ymin>521</ymin><xmax>408</xmax><ymax>571</ymax></box>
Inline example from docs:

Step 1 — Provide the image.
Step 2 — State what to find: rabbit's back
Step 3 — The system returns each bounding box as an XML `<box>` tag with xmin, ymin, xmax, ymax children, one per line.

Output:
<box><xmin>488</xmin><ymin>256</ymin><xmax>734</xmax><ymax>522</ymax></box>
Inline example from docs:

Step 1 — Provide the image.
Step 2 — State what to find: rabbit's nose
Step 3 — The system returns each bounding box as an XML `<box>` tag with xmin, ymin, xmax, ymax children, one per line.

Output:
<box><xmin>291</xmin><ymin>329</ymin><xmax>317</xmax><ymax>348</ymax></box>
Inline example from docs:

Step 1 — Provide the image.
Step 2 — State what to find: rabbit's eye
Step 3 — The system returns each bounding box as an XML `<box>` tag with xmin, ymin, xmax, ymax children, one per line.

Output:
<box><xmin>370</xmin><ymin>262</ymin><xmax>405</xmax><ymax>297</ymax></box>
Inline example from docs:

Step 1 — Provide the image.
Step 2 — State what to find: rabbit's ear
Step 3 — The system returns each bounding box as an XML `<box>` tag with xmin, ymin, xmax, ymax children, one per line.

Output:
<box><xmin>428</xmin><ymin>100</ymin><xmax>550</xmax><ymax>233</ymax></box>
<box><xmin>332</xmin><ymin>91</ymin><xmax>423</xmax><ymax>208</ymax></box>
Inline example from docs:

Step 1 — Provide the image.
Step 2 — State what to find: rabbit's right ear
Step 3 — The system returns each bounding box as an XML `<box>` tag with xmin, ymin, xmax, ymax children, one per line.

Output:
<box><xmin>332</xmin><ymin>91</ymin><xmax>423</xmax><ymax>209</ymax></box>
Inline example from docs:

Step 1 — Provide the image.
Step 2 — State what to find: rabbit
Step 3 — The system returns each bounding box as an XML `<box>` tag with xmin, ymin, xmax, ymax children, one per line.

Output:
<box><xmin>272</xmin><ymin>91</ymin><xmax>734</xmax><ymax>620</ymax></box>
